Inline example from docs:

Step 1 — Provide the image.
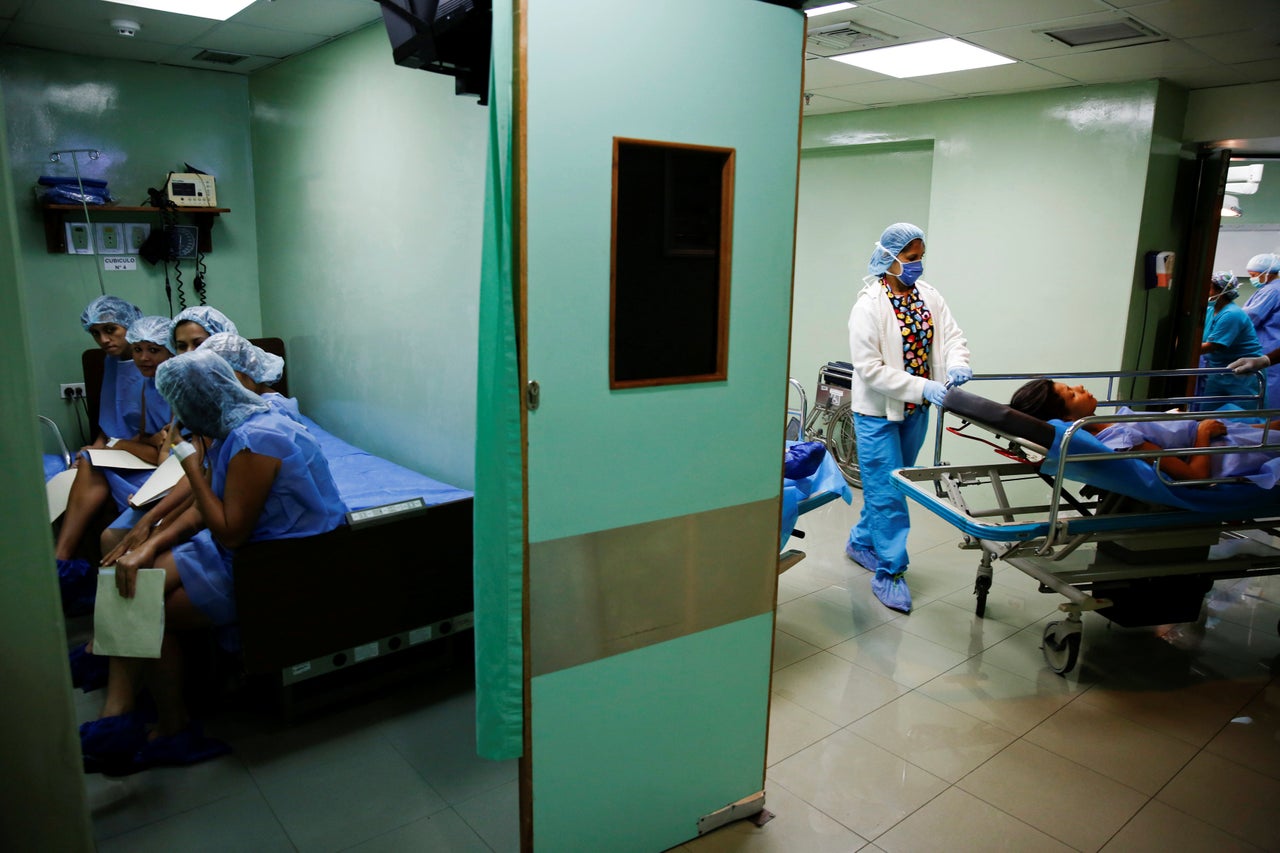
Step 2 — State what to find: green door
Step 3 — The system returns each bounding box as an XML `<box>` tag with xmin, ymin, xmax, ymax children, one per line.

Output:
<box><xmin>507</xmin><ymin>1</ymin><xmax>803</xmax><ymax>849</ymax></box>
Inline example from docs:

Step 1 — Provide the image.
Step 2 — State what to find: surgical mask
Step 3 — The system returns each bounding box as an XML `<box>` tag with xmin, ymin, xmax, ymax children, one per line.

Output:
<box><xmin>894</xmin><ymin>259</ymin><xmax>924</xmax><ymax>287</ymax></box>
<box><xmin>1250</xmin><ymin>274</ymin><xmax>1264</xmax><ymax>286</ymax></box>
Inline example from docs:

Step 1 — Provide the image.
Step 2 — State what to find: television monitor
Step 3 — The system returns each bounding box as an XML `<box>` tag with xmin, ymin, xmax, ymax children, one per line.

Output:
<box><xmin>377</xmin><ymin>0</ymin><xmax>493</xmax><ymax>104</ymax></box>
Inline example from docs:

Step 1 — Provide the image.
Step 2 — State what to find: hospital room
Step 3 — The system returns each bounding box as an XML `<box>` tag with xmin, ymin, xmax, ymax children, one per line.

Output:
<box><xmin>1</xmin><ymin>0</ymin><xmax>1278</xmax><ymax>850</ymax></box>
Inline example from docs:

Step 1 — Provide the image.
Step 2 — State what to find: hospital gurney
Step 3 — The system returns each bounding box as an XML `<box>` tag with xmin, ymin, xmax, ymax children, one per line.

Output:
<box><xmin>892</xmin><ymin>370</ymin><xmax>1280</xmax><ymax>675</ymax></box>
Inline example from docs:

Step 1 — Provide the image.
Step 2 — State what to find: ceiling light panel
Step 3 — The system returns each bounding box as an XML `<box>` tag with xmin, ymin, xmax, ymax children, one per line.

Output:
<box><xmin>805</xmin><ymin>2</ymin><xmax>857</xmax><ymax>16</ymax></box>
<box><xmin>832</xmin><ymin>38</ymin><xmax>1014</xmax><ymax>78</ymax></box>
<box><xmin>105</xmin><ymin>0</ymin><xmax>256</xmax><ymax>21</ymax></box>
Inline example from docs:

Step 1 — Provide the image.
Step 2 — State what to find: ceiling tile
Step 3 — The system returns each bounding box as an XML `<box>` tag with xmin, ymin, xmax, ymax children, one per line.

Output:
<box><xmin>1185</xmin><ymin>28</ymin><xmax>1280</xmax><ymax>64</ymax></box>
<box><xmin>1125</xmin><ymin>0</ymin><xmax>1280</xmax><ymax>39</ymax></box>
<box><xmin>912</xmin><ymin>62</ymin><xmax>1077</xmax><ymax>96</ymax></box>
<box><xmin>804</xmin><ymin>56</ymin><xmax>885</xmax><ymax>89</ymax></box>
<box><xmin>811</xmin><ymin>4</ymin><xmax>948</xmax><ymax>45</ymax></box>
<box><xmin>194</xmin><ymin>20</ymin><xmax>328</xmax><ymax>57</ymax></box>
<box><xmin>230</xmin><ymin>0</ymin><xmax>381</xmax><ymax>36</ymax></box>
<box><xmin>1159</xmin><ymin>63</ymin><xmax>1249</xmax><ymax>88</ymax></box>
<box><xmin>0</xmin><ymin>0</ymin><xmax>23</xmax><ymax>19</ymax></box>
<box><xmin>4</xmin><ymin>21</ymin><xmax>177</xmax><ymax>61</ymax></box>
<box><xmin>803</xmin><ymin>92</ymin><xmax>868</xmax><ymax>115</ymax></box>
<box><xmin>816</xmin><ymin>77</ymin><xmax>955</xmax><ymax>106</ymax></box>
<box><xmin>1032</xmin><ymin>39</ymin><xmax>1218</xmax><ymax>82</ymax></box>
<box><xmin>20</xmin><ymin>0</ymin><xmax>217</xmax><ymax>44</ymax></box>
<box><xmin>870</xmin><ymin>0</ymin><xmax>1103</xmax><ymax>35</ymax></box>
<box><xmin>963</xmin><ymin>11</ymin><xmax>1163</xmax><ymax>61</ymax></box>
<box><xmin>1228</xmin><ymin>56</ymin><xmax>1280</xmax><ymax>80</ymax></box>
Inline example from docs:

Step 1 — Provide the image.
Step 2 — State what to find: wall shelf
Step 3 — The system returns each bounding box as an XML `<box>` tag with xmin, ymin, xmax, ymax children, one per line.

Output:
<box><xmin>40</xmin><ymin>203</ymin><xmax>230</xmax><ymax>254</ymax></box>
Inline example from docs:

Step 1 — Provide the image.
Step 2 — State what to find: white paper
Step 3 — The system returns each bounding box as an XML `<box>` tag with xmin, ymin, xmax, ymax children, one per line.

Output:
<box><xmin>129</xmin><ymin>454</ymin><xmax>185</xmax><ymax>507</ymax></box>
<box><xmin>93</xmin><ymin>568</ymin><xmax>165</xmax><ymax>659</ymax></box>
<box><xmin>85</xmin><ymin>448</ymin><xmax>157</xmax><ymax>471</ymax></box>
<box><xmin>46</xmin><ymin>468</ymin><xmax>76</xmax><ymax>522</ymax></box>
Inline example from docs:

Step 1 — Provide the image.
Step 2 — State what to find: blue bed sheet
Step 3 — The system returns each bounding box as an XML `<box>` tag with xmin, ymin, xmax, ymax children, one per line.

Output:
<box><xmin>43</xmin><ymin>453</ymin><xmax>67</xmax><ymax>481</ymax></box>
<box><xmin>1044</xmin><ymin>420</ymin><xmax>1280</xmax><ymax>515</ymax></box>
<box><xmin>781</xmin><ymin>441</ymin><xmax>853</xmax><ymax>546</ymax></box>
<box><xmin>298</xmin><ymin>415</ymin><xmax>473</xmax><ymax>512</ymax></box>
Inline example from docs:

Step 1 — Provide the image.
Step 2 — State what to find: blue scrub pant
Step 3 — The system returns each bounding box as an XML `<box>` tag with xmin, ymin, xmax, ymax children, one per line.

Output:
<box><xmin>848</xmin><ymin>409</ymin><xmax>929</xmax><ymax>574</ymax></box>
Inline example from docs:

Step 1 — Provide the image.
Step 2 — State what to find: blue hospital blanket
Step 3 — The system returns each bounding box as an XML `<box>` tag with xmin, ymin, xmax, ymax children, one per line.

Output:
<box><xmin>1044</xmin><ymin>420</ymin><xmax>1280</xmax><ymax>515</ymax></box>
<box><xmin>781</xmin><ymin>441</ymin><xmax>853</xmax><ymax>546</ymax></box>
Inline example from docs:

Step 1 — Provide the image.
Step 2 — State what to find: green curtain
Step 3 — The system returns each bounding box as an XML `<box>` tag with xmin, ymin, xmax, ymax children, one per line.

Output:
<box><xmin>472</xmin><ymin>0</ymin><xmax>523</xmax><ymax>761</ymax></box>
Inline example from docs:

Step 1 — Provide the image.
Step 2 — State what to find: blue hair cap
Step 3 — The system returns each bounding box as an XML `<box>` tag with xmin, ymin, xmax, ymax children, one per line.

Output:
<box><xmin>80</xmin><ymin>295</ymin><xmax>142</xmax><ymax>332</ymax></box>
<box><xmin>156</xmin><ymin>349</ymin><xmax>268</xmax><ymax>439</ymax></box>
<box><xmin>169</xmin><ymin>306</ymin><xmax>238</xmax><ymax>351</ymax></box>
<box><xmin>868</xmin><ymin>222</ymin><xmax>926</xmax><ymax>276</ymax></box>
<box><xmin>126</xmin><ymin>315</ymin><xmax>176</xmax><ymax>353</ymax></box>
<box><xmin>1247</xmin><ymin>253</ymin><xmax>1278</xmax><ymax>274</ymax></box>
<box><xmin>201</xmin><ymin>332</ymin><xmax>284</xmax><ymax>385</ymax></box>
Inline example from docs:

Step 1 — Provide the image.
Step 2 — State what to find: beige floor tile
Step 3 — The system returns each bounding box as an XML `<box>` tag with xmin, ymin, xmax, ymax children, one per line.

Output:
<box><xmin>767</xmin><ymin>693</ymin><xmax>840</xmax><ymax>767</ymax></box>
<box><xmin>894</xmin><ymin>600</ymin><xmax>1020</xmax><ymax>656</ymax></box>
<box><xmin>1023</xmin><ymin>701</ymin><xmax>1198</xmax><ymax>795</ymax></box>
<box><xmin>95</xmin><ymin>789</ymin><xmax>294</xmax><ymax>853</ymax></box>
<box><xmin>1075</xmin><ymin>679</ymin><xmax>1244</xmax><ymax>747</ymax></box>
<box><xmin>848</xmin><ymin>691</ymin><xmax>1015</xmax><ymax>783</ymax></box>
<box><xmin>942</xmin><ymin>579</ymin><xmax>1059</xmax><ymax>629</ymax></box>
<box><xmin>768</xmin><ymin>729</ymin><xmax>948</xmax><ymax>841</ymax></box>
<box><xmin>876</xmin><ymin>787</ymin><xmax>1073</xmax><ymax>853</ymax></box>
<box><xmin>916</xmin><ymin>660</ymin><xmax>1077</xmax><ymax>736</ymax></box>
<box><xmin>1204</xmin><ymin>576</ymin><xmax>1280</xmax><ymax>633</ymax></box>
<box><xmin>773</xmin><ymin>629</ymin><xmax>822</xmax><ymax>672</ymax></box>
<box><xmin>775</xmin><ymin>583</ymin><xmax>898</xmax><ymax>651</ymax></box>
<box><xmin>1204</xmin><ymin>682</ymin><xmax>1280</xmax><ymax>781</ymax></box>
<box><xmin>957</xmin><ymin>740</ymin><xmax>1147</xmax><ymax>852</ymax></box>
<box><xmin>971</xmin><ymin>622</ymin><xmax>1098</xmax><ymax>691</ymax></box>
<box><xmin>772</xmin><ymin>651</ymin><xmax>908</xmax><ymax>726</ymax></box>
<box><xmin>1156</xmin><ymin>751</ymin><xmax>1280</xmax><ymax>851</ymax></box>
<box><xmin>1100</xmin><ymin>799</ymin><xmax>1263</xmax><ymax>853</ymax></box>
<box><xmin>683</xmin><ymin>779</ymin><xmax>868</xmax><ymax>853</ymax></box>
<box><xmin>778</xmin><ymin>570</ymin><xmax>832</xmax><ymax>604</ymax></box>
<box><xmin>828</xmin><ymin>622</ymin><xmax>968</xmax><ymax>689</ymax></box>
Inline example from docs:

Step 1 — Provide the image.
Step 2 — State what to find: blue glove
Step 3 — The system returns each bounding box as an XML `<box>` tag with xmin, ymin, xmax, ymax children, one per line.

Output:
<box><xmin>922</xmin><ymin>380</ymin><xmax>948</xmax><ymax>407</ymax></box>
<box><xmin>947</xmin><ymin>366</ymin><xmax>973</xmax><ymax>387</ymax></box>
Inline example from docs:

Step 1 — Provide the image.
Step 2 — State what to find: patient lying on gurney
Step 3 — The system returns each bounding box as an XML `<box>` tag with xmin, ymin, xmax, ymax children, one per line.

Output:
<box><xmin>1010</xmin><ymin>378</ymin><xmax>1280</xmax><ymax>484</ymax></box>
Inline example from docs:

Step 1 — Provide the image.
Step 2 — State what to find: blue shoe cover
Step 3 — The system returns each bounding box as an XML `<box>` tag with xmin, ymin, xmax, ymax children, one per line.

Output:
<box><xmin>133</xmin><ymin>723</ymin><xmax>231</xmax><ymax>769</ymax></box>
<box><xmin>57</xmin><ymin>558</ymin><xmax>97</xmax><ymax>614</ymax></box>
<box><xmin>81</xmin><ymin>712</ymin><xmax>148</xmax><ymax>770</ymax></box>
<box><xmin>68</xmin><ymin>643</ymin><xmax>109</xmax><ymax>692</ymax></box>
<box><xmin>845</xmin><ymin>541</ymin><xmax>884</xmax><ymax>572</ymax></box>
<box><xmin>871</xmin><ymin>571</ymin><xmax>913</xmax><ymax>613</ymax></box>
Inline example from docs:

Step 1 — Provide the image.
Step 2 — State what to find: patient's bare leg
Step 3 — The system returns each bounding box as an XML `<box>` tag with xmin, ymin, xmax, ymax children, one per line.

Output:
<box><xmin>55</xmin><ymin>463</ymin><xmax>111</xmax><ymax>561</ymax></box>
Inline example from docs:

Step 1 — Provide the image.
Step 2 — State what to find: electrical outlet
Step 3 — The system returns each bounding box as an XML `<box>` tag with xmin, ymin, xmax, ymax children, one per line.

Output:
<box><xmin>65</xmin><ymin>222</ymin><xmax>93</xmax><ymax>254</ymax></box>
<box><xmin>96</xmin><ymin>223</ymin><xmax>124</xmax><ymax>255</ymax></box>
<box><xmin>60</xmin><ymin>382</ymin><xmax>86</xmax><ymax>399</ymax></box>
<box><xmin>126</xmin><ymin>222</ymin><xmax>151</xmax><ymax>253</ymax></box>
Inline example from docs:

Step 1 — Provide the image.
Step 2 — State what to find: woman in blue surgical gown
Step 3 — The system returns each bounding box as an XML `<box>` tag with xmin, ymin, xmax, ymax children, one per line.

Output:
<box><xmin>1240</xmin><ymin>253</ymin><xmax>1280</xmax><ymax>406</ymax></box>
<box><xmin>845</xmin><ymin>222</ymin><xmax>971</xmax><ymax>613</ymax></box>
<box><xmin>1198</xmin><ymin>271</ymin><xmax>1264</xmax><ymax>410</ymax></box>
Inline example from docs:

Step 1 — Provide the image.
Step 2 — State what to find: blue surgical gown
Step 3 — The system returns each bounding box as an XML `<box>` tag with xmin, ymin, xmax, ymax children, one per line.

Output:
<box><xmin>1094</xmin><ymin>407</ymin><xmax>1280</xmax><ymax>487</ymax></box>
<box><xmin>1198</xmin><ymin>301</ymin><xmax>1264</xmax><ymax>409</ymax></box>
<box><xmin>172</xmin><ymin>409</ymin><xmax>347</xmax><ymax>634</ymax></box>
<box><xmin>1243</xmin><ymin>284</ymin><xmax>1280</xmax><ymax>406</ymax></box>
<box><xmin>92</xmin><ymin>365</ymin><xmax>174</xmax><ymax>511</ymax></box>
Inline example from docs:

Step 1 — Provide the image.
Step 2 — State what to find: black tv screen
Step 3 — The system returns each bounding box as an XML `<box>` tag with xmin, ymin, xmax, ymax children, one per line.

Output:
<box><xmin>378</xmin><ymin>0</ymin><xmax>492</xmax><ymax>104</ymax></box>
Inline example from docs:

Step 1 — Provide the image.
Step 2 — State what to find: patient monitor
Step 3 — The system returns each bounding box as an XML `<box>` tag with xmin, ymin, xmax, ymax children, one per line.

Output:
<box><xmin>166</xmin><ymin>172</ymin><xmax>217</xmax><ymax>208</ymax></box>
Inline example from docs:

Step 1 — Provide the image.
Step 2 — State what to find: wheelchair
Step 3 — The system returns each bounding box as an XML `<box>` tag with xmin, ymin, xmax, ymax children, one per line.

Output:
<box><xmin>787</xmin><ymin>361</ymin><xmax>860</xmax><ymax>488</ymax></box>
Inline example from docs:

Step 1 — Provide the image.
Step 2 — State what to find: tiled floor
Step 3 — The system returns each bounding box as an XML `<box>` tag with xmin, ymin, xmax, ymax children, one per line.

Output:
<box><xmin>77</xmin><ymin>494</ymin><xmax>1280</xmax><ymax>852</ymax></box>
<box><xmin>675</xmin><ymin>498</ymin><xmax>1280</xmax><ymax>853</ymax></box>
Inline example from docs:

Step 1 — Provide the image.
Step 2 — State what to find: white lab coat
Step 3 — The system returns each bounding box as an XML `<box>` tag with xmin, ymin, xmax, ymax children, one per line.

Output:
<box><xmin>847</xmin><ymin>277</ymin><xmax>970</xmax><ymax>422</ymax></box>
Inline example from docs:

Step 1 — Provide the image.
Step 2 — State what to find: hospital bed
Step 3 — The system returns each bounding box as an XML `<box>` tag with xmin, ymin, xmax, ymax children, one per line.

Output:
<box><xmin>892</xmin><ymin>370</ymin><xmax>1280</xmax><ymax>675</ymax></box>
<box><xmin>81</xmin><ymin>342</ymin><xmax>475</xmax><ymax>713</ymax></box>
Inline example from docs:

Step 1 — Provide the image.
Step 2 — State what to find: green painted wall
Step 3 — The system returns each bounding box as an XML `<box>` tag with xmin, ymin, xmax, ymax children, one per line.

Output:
<box><xmin>791</xmin><ymin>141</ymin><xmax>932</xmax><ymax>391</ymax></box>
<box><xmin>248</xmin><ymin>25</ymin><xmax>486</xmax><ymax>488</ymax></box>
<box><xmin>0</xmin><ymin>79</ymin><xmax>93</xmax><ymax>853</ymax></box>
<box><xmin>801</xmin><ymin>82</ymin><xmax>1163</xmax><ymax>381</ymax></box>
<box><xmin>0</xmin><ymin>47</ymin><xmax>261</xmax><ymax>446</ymax></box>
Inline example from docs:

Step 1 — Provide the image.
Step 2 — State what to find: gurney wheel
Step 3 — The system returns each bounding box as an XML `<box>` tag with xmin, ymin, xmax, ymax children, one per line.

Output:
<box><xmin>1041</xmin><ymin>621</ymin><xmax>1080</xmax><ymax>675</ymax></box>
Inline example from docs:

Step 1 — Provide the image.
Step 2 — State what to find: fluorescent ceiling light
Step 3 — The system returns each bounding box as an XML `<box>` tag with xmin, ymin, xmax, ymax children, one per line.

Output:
<box><xmin>832</xmin><ymin>38</ymin><xmax>1014</xmax><ymax>78</ymax></box>
<box><xmin>104</xmin><ymin>0</ymin><xmax>256</xmax><ymax>21</ymax></box>
<box><xmin>806</xmin><ymin>3</ymin><xmax>857</xmax><ymax>16</ymax></box>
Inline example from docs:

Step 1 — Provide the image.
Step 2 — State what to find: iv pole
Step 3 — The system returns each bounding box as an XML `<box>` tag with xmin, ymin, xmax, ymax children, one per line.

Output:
<box><xmin>49</xmin><ymin>148</ymin><xmax>106</xmax><ymax>297</ymax></box>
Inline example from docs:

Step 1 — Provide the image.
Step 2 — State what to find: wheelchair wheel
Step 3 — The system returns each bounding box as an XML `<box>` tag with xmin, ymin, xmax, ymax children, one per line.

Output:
<box><xmin>825</xmin><ymin>402</ymin><xmax>861</xmax><ymax>489</ymax></box>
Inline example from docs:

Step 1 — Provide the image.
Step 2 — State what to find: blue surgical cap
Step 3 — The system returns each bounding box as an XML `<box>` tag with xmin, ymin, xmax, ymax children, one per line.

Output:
<box><xmin>868</xmin><ymin>222</ymin><xmax>926</xmax><ymax>276</ymax></box>
<box><xmin>156</xmin><ymin>349</ymin><xmax>268</xmax><ymax>440</ymax></box>
<box><xmin>168</xmin><ymin>306</ymin><xmax>238</xmax><ymax>352</ymax></box>
<box><xmin>1247</xmin><ymin>253</ymin><xmax>1278</xmax><ymax>275</ymax></box>
<box><xmin>126</xmin><ymin>315</ymin><xmax>176</xmax><ymax>353</ymax></box>
<box><xmin>201</xmin><ymin>332</ymin><xmax>284</xmax><ymax>385</ymax></box>
<box><xmin>80</xmin><ymin>295</ymin><xmax>142</xmax><ymax>332</ymax></box>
